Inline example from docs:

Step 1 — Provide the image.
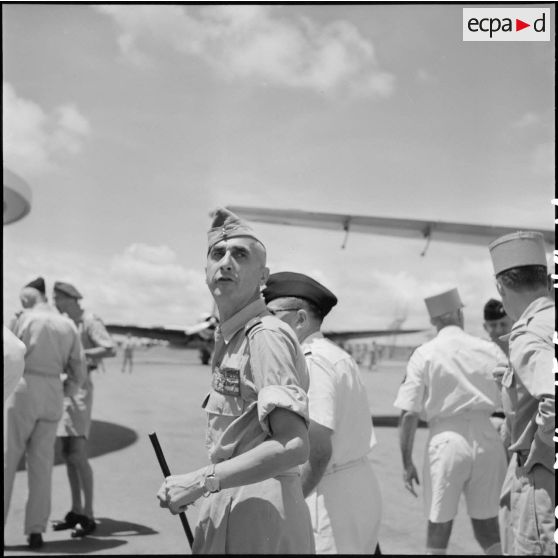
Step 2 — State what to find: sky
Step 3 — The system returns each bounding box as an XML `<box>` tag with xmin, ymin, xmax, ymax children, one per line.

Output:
<box><xmin>3</xmin><ymin>3</ymin><xmax>555</xmax><ymax>342</ymax></box>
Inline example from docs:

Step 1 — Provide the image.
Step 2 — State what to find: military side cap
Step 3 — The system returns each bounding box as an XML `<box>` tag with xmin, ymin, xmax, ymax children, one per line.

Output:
<box><xmin>263</xmin><ymin>271</ymin><xmax>338</xmax><ymax>318</ymax></box>
<box><xmin>483</xmin><ymin>298</ymin><xmax>506</xmax><ymax>321</ymax></box>
<box><xmin>25</xmin><ymin>276</ymin><xmax>45</xmax><ymax>295</ymax></box>
<box><xmin>207</xmin><ymin>207</ymin><xmax>263</xmax><ymax>252</ymax></box>
<box><xmin>424</xmin><ymin>287</ymin><xmax>464</xmax><ymax>319</ymax></box>
<box><xmin>53</xmin><ymin>281</ymin><xmax>82</xmax><ymax>299</ymax></box>
<box><xmin>489</xmin><ymin>231</ymin><xmax>547</xmax><ymax>275</ymax></box>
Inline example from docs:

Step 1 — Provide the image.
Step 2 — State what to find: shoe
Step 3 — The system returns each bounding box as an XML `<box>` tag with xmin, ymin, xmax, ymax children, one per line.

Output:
<box><xmin>52</xmin><ymin>510</ymin><xmax>81</xmax><ymax>531</ymax></box>
<box><xmin>27</xmin><ymin>533</ymin><xmax>43</xmax><ymax>549</ymax></box>
<box><xmin>71</xmin><ymin>516</ymin><xmax>96</xmax><ymax>538</ymax></box>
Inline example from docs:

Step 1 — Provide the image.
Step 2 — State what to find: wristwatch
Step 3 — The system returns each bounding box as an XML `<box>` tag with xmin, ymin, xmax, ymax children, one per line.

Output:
<box><xmin>201</xmin><ymin>463</ymin><xmax>221</xmax><ymax>497</ymax></box>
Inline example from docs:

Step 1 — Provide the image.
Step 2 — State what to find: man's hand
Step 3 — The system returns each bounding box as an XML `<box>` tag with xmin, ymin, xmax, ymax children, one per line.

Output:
<box><xmin>403</xmin><ymin>463</ymin><xmax>420</xmax><ymax>497</ymax></box>
<box><xmin>157</xmin><ymin>470</ymin><xmax>205</xmax><ymax>514</ymax></box>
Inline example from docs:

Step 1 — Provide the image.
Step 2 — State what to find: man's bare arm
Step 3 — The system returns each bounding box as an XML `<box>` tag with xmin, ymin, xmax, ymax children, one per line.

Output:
<box><xmin>399</xmin><ymin>410</ymin><xmax>420</xmax><ymax>497</ymax></box>
<box><xmin>300</xmin><ymin>420</ymin><xmax>333</xmax><ymax>497</ymax></box>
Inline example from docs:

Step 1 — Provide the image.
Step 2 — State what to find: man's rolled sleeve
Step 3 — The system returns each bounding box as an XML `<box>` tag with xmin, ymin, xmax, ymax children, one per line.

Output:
<box><xmin>88</xmin><ymin>316</ymin><xmax>116</xmax><ymax>350</ymax></box>
<box><xmin>249</xmin><ymin>330</ymin><xmax>309</xmax><ymax>434</ymax></box>
<box><xmin>511</xmin><ymin>331</ymin><xmax>554</xmax><ymax>445</ymax></box>
<box><xmin>394</xmin><ymin>351</ymin><xmax>426</xmax><ymax>414</ymax></box>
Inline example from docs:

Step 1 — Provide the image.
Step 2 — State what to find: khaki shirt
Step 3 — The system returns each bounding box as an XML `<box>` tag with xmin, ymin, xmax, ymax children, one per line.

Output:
<box><xmin>10</xmin><ymin>303</ymin><xmax>86</xmax><ymax>392</ymax></box>
<box><xmin>203</xmin><ymin>297</ymin><xmax>310</xmax><ymax>464</ymax></box>
<box><xmin>502</xmin><ymin>296</ymin><xmax>554</xmax><ymax>470</ymax></box>
<box><xmin>78</xmin><ymin>311</ymin><xmax>116</xmax><ymax>369</ymax></box>
<box><xmin>302</xmin><ymin>332</ymin><xmax>376</xmax><ymax>470</ymax></box>
<box><xmin>394</xmin><ymin>325</ymin><xmax>504</xmax><ymax>422</ymax></box>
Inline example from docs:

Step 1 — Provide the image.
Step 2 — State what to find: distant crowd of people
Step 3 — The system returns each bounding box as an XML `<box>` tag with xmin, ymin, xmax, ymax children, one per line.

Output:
<box><xmin>4</xmin><ymin>207</ymin><xmax>554</xmax><ymax>555</ymax></box>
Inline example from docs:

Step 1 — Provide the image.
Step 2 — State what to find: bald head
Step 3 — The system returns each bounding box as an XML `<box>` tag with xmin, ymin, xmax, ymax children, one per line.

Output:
<box><xmin>19</xmin><ymin>287</ymin><xmax>46</xmax><ymax>309</ymax></box>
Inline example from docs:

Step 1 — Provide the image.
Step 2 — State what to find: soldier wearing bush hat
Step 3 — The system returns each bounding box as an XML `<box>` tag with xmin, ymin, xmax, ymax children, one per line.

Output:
<box><xmin>488</xmin><ymin>231</ymin><xmax>555</xmax><ymax>556</ymax></box>
<box><xmin>157</xmin><ymin>207</ymin><xmax>314</xmax><ymax>554</ymax></box>
<box><xmin>263</xmin><ymin>271</ymin><xmax>382</xmax><ymax>553</ymax></box>
<box><xmin>394</xmin><ymin>287</ymin><xmax>506</xmax><ymax>555</ymax></box>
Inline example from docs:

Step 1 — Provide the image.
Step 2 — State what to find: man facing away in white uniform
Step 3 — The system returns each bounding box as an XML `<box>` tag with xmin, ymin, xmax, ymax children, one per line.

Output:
<box><xmin>264</xmin><ymin>271</ymin><xmax>382</xmax><ymax>554</ymax></box>
<box><xmin>4</xmin><ymin>277</ymin><xmax>86</xmax><ymax>549</ymax></box>
<box><xmin>394</xmin><ymin>287</ymin><xmax>506</xmax><ymax>555</ymax></box>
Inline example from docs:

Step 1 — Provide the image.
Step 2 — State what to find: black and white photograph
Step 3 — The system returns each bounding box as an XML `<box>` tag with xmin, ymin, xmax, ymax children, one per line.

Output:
<box><xmin>3</xmin><ymin>2</ymin><xmax>555</xmax><ymax>555</ymax></box>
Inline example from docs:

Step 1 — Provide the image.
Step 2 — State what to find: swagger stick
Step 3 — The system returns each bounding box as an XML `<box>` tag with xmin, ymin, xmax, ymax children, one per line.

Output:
<box><xmin>149</xmin><ymin>432</ymin><xmax>194</xmax><ymax>548</ymax></box>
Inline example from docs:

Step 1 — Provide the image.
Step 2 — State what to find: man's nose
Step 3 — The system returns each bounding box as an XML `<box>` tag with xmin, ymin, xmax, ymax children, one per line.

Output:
<box><xmin>220</xmin><ymin>251</ymin><xmax>233</xmax><ymax>270</ymax></box>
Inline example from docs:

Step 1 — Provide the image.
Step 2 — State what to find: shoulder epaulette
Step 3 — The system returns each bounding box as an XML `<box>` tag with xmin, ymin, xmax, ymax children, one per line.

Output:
<box><xmin>244</xmin><ymin>317</ymin><xmax>263</xmax><ymax>336</ymax></box>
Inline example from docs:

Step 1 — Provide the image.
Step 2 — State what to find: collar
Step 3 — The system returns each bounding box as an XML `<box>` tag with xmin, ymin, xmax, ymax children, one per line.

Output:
<box><xmin>219</xmin><ymin>297</ymin><xmax>268</xmax><ymax>344</ymax></box>
<box><xmin>512</xmin><ymin>296</ymin><xmax>554</xmax><ymax>332</ymax></box>
<box><xmin>436</xmin><ymin>324</ymin><xmax>463</xmax><ymax>338</ymax></box>
<box><xmin>301</xmin><ymin>330</ymin><xmax>324</xmax><ymax>351</ymax></box>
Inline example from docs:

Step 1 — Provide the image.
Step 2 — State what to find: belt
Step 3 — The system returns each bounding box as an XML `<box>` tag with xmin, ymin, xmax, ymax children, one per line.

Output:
<box><xmin>324</xmin><ymin>456</ymin><xmax>368</xmax><ymax>477</ymax></box>
<box><xmin>24</xmin><ymin>369</ymin><xmax>61</xmax><ymax>379</ymax></box>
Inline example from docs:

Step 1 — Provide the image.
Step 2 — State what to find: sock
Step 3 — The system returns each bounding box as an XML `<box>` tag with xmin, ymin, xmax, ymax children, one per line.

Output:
<box><xmin>426</xmin><ymin>548</ymin><xmax>447</xmax><ymax>555</ymax></box>
<box><xmin>485</xmin><ymin>542</ymin><xmax>502</xmax><ymax>555</ymax></box>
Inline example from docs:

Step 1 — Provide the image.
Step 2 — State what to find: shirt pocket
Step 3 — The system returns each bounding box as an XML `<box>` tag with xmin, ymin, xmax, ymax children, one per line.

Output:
<box><xmin>501</xmin><ymin>366</ymin><xmax>515</xmax><ymax>389</ymax></box>
<box><xmin>202</xmin><ymin>390</ymin><xmax>244</xmax><ymax>417</ymax></box>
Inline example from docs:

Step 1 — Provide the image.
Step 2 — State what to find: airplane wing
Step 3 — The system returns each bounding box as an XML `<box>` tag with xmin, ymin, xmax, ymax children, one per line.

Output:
<box><xmin>323</xmin><ymin>328</ymin><xmax>425</xmax><ymax>343</ymax></box>
<box><xmin>226</xmin><ymin>205</ymin><xmax>554</xmax><ymax>247</ymax></box>
<box><xmin>105</xmin><ymin>324</ymin><xmax>213</xmax><ymax>348</ymax></box>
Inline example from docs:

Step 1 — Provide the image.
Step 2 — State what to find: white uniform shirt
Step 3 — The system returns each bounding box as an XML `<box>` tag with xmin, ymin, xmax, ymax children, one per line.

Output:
<box><xmin>394</xmin><ymin>325</ymin><xmax>504</xmax><ymax>422</ymax></box>
<box><xmin>303</xmin><ymin>332</ymin><xmax>376</xmax><ymax>470</ymax></box>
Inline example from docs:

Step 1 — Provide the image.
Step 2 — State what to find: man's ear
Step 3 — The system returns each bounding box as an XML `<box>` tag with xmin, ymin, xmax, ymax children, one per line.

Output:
<box><xmin>495</xmin><ymin>280</ymin><xmax>504</xmax><ymax>297</ymax></box>
<box><xmin>260</xmin><ymin>267</ymin><xmax>270</xmax><ymax>286</ymax></box>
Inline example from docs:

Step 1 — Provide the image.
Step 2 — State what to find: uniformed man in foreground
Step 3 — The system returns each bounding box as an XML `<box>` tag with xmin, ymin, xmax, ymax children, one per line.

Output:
<box><xmin>157</xmin><ymin>208</ymin><xmax>314</xmax><ymax>554</ymax></box>
<box><xmin>394</xmin><ymin>288</ymin><xmax>506</xmax><ymax>555</ymax></box>
<box><xmin>488</xmin><ymin>231</ymin><xmax>555</xmax><ymax>556</ymax></box>
<box><xmin>263</xmin><ymin>271</ymin><xmax>382</xmax><ymax>554</ymax></box>
<box><xmin>51</xmin><ymin>281</ymin><xmax>116</xmax><ymax>538</ymax></box>
<box><xmin>5</xmin><ymin>277</ymin><xmax>85</xmax><ymax>549</ymax></box>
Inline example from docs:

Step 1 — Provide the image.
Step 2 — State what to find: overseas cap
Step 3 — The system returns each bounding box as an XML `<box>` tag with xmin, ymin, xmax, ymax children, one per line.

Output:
<box><xmin>263</xmin><ymin>271</ymin><xmax>338</xmax><ymax>318</ymax></box>
<box><xmin>489</xmin><ymin>231</ymin><xmax>547</xmax><ymax>276</ymax></box>
<box><xmin>207</xmin><ymin>207</ymin><xmax>263</xmax><ymax>253</ymax></box>
<box><xmin>483</xmin><ymin>298</ymin><xmax>506</xmax><ymax>321</ymax></box>
<box><xmin>424</xmin><ymin>288</ymin><xmax>464</xmax><ymax>319</ymax></box>
<box><xmin>25</xmin><ymin>276</ymin><xmax>45</xmax><ymax>295</ymax></box>
<box><xmin>53</xmin><ymin>281</ymin><xmax>82</xmax><ymax>300</ymax></box>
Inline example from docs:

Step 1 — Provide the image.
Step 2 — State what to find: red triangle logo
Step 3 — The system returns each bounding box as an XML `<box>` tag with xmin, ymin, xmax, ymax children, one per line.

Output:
<box><xmin>516</xmin><ymin>19</ymin><xmax>530</xmax><ymax>31</ymax></box>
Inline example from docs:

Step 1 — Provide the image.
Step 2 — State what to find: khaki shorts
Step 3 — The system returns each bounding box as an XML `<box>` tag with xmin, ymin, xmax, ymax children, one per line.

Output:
<box><xmin>423</xmin><ymin>413</ymin><xmax>507</xmax><ymax>523</ymax></box>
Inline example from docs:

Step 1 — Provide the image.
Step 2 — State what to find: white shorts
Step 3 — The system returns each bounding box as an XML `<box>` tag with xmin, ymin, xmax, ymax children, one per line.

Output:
<box><xmin>423</xmin><ymin>413</ymin><xmax>507</xmax><ymax>523</ymax></box>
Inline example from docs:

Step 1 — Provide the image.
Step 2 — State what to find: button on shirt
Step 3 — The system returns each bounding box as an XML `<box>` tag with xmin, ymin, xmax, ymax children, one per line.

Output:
<box><xmin>502</xmin><ymin>296</ymin><xmax>554</xmax><ymax>470</ymax></box>
<box><xmin>303</xmin><ymin>332</ymin><xmax>376</xmax><ymax>470</ymax></box>
<box><xmin>203</xmin><ymin>297</ymin><xmax>310</xmax><ymax>464</ymax></box>
<box><xmin>394</xmin><ymin>326</ymin><xmax>504</xmax><ymax>422</ymax></box>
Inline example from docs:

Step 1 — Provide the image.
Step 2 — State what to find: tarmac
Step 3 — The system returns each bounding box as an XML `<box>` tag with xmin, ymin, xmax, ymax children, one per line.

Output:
<box><xmin>4</xmin><ymin>346</ymin><xmax>483</xmax><ymax>555</ymax></box>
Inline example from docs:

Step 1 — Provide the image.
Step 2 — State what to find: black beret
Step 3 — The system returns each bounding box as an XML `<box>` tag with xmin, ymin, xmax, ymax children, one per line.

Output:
<box><xmin>483</xmin><ymin>298</ymin><xmax>507</xmax><ymax>321</ymax></box>
<box><xmin>53</xmin><ymin>281</ymin><xmax>82</xmax><ymax>300</ymax></box>
<box><xmin>263</xmin><ymin>272</ymin><xmax>338</xmax><ymax>318</ymax></box>
<box><xmin>25</xmin><ymin>276</ymin><xmax>45</xmax><ymax>294</ymax></box>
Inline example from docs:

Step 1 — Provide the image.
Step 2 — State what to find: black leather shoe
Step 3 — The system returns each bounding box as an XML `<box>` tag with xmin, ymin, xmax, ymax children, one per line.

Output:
<box><xmin>27</xmin><ymin>533</ymin><xmax>43</xmax><ymax>549</ymax></box>
<box><xmin>71</xmin><ymin>516</ymin><xmax>96</xmax><ymax>538</ymax></box>
<box><xmin>52</xmin><ymin>510</ymin><xmax>81</xmax><ymax>531</ymax></box>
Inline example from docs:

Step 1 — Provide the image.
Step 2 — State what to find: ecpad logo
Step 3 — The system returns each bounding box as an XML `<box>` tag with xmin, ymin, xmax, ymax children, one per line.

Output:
<box><xmin>463</xmin><ymin>8</ymin><xmax>550</xmax><ymax>41</ymax></box>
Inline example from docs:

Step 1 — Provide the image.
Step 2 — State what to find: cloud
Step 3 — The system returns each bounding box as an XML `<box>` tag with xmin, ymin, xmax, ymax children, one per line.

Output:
<box><xmin>97</xmin><ymin>5</ymin><xmax>394</xmax><ymax>98</ymax></box>
<box><xmin>2</xmin><ymin>83</ymin><xmax>91</xmax><ymax>176</ymax></box>
<box><xmin>511</xmin><ymin>111</ymin><xmax>541</xmax><ymax>129</ymax></box>
<box><xmin>3</xmin><ymin>241</ymin><xmax>211</xmax><ymax>327</ymax></box>
<box><xmin>531</xmin><ymin>141</ymin><xmax>555</xmax><ymax>177</ymax></box>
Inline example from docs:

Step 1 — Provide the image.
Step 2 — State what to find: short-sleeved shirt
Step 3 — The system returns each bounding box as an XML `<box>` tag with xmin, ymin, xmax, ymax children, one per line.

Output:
<box><xmin>502</xmin><ymin>296</ymin><xmax>554</xmax><ymax>471</ymax></box>
<box><xmin>394</xmin><ymin>325</ymin><xmax>504</xmax><ymax>422</ymax></box>
<box><xmin>78</xmin><ymin>311</ymin><xmax>115</xmax><ymax>369</ymax></box>
<box><xmin>10</xmin><ymin>303</ymin><xmax>85</xmax><ymax>387</ymax></box>
<box><xmin>203</xmin><ymin>297</ymin><xmax>309</xmax><ymax>464</ymax></box>
<box><xmin>302</xmin><ymin>332</ymin><xmax>376</xmax><ymax>470</ymax></box>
